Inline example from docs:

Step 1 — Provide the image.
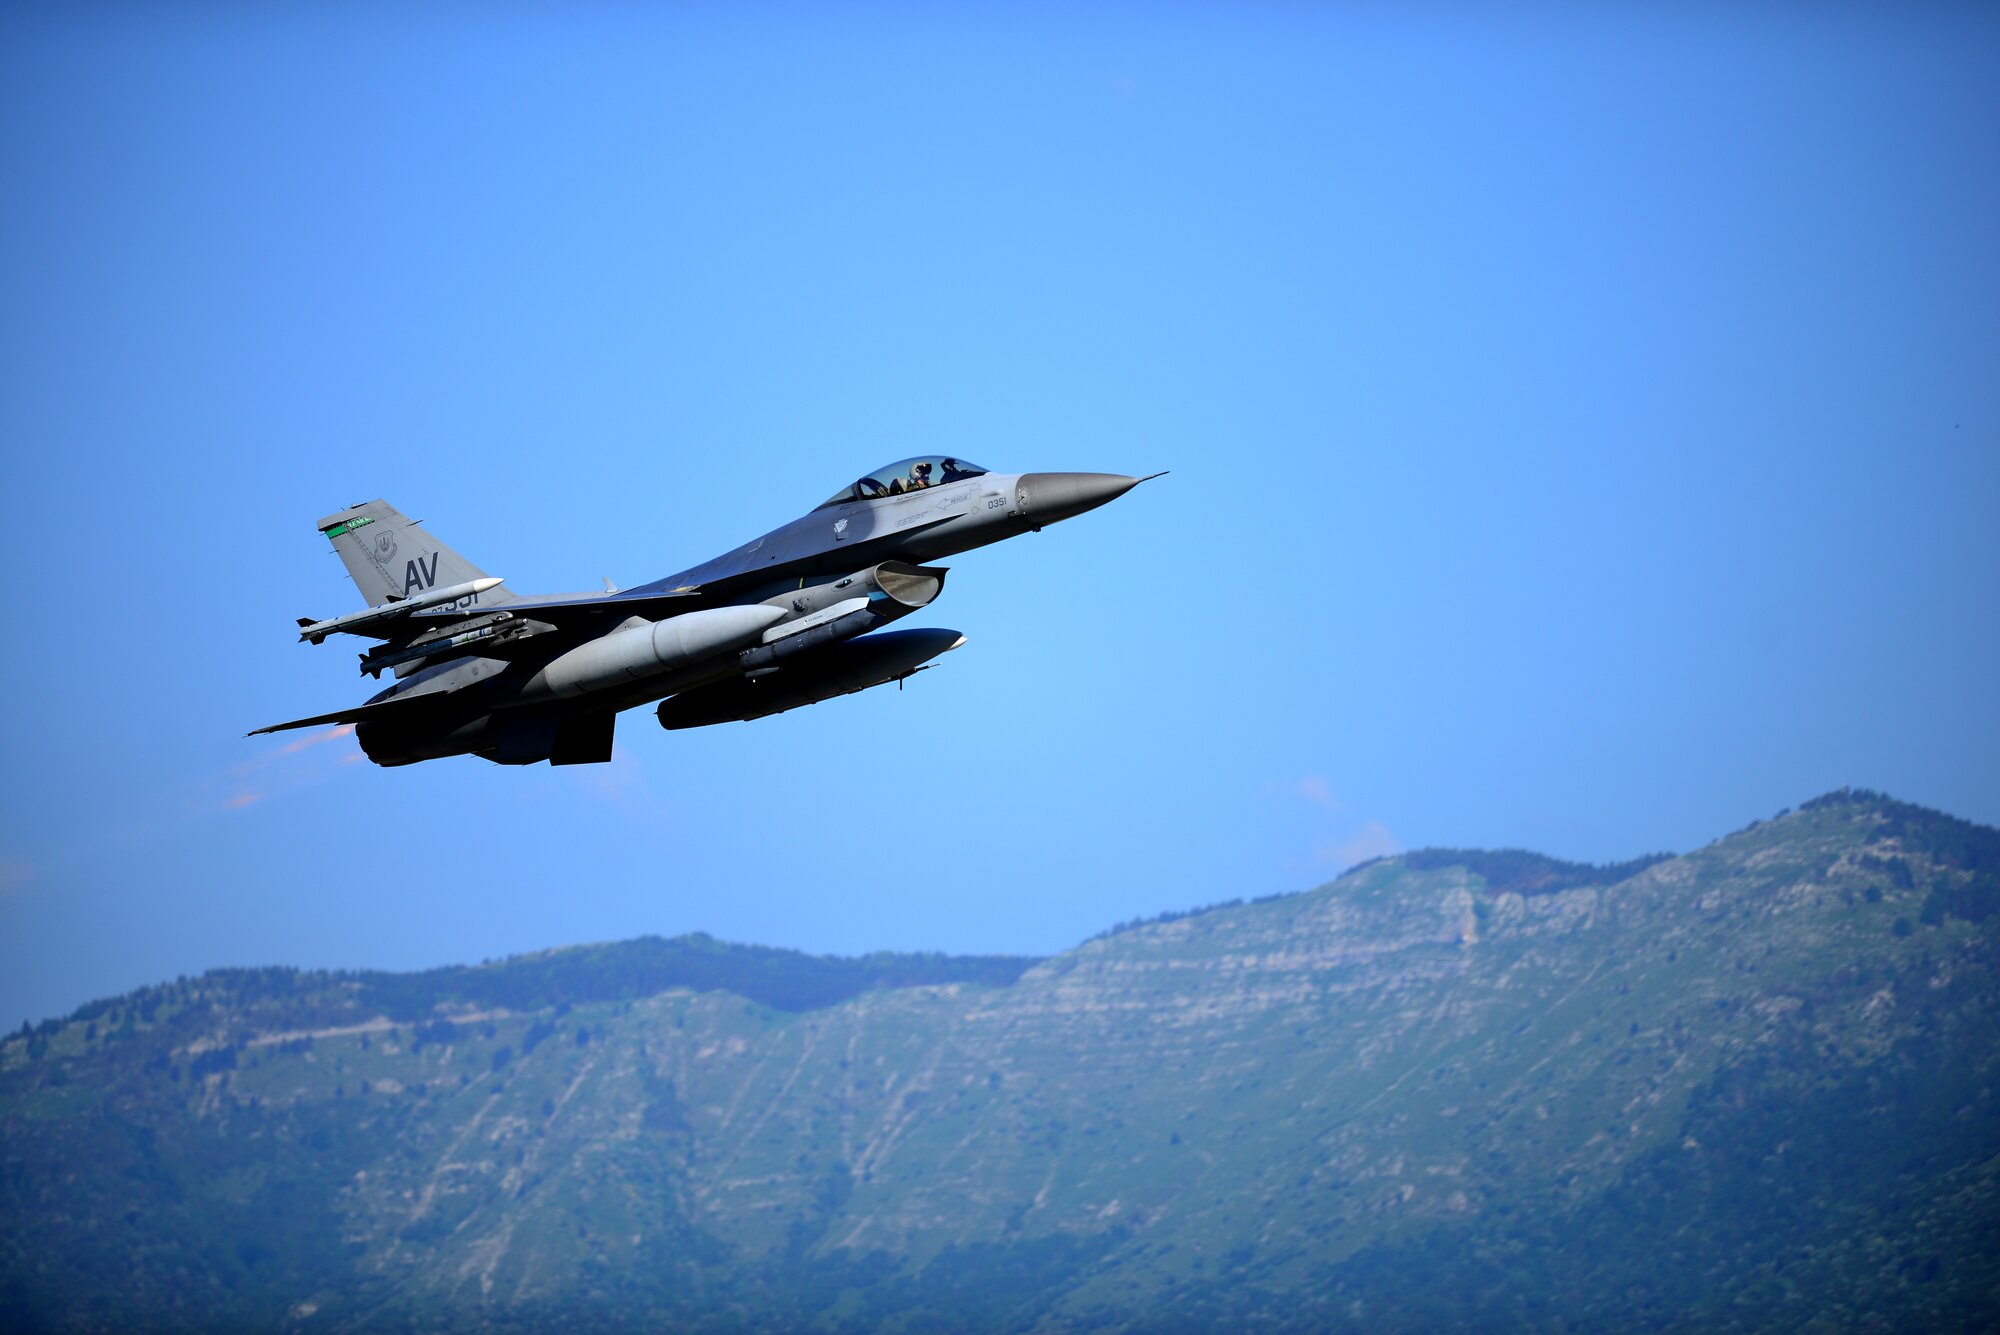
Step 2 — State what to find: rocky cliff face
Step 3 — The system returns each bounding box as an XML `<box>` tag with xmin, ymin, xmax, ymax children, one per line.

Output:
<box><xmin>4</xmin><ymin>789</ymin><xmax>1997</xmax><ymax>1331</ymax></box>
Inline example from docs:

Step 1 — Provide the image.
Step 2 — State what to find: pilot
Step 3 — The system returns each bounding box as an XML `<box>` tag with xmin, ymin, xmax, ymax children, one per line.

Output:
<box><xmin>940</xmin><ymin>457</ymin><xmax>972</xmax><ymax>482</ymax></box>
<box><xmin>906</xmin><ymin>460</ymin><xmax>934</xmax><ymax>491</ymax></box>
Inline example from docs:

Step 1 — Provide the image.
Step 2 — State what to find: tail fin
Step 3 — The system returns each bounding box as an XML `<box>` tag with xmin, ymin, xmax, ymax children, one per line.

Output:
<box><xmin>316</xmin><ymin>500</ymin><xmax>518</xmax><ymax>609</ymax></box>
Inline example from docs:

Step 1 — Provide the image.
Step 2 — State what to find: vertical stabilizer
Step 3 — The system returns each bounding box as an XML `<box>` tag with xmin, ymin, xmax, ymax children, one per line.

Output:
<box><xmin>316</xmin><ymin>500</ymin><xmax>517</xmax><ymax>609</ymax></box>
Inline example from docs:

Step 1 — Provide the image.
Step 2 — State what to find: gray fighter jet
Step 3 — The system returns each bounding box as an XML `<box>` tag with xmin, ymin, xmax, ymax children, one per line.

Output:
<box><xmin>253</xmin><ymin>459</ymin><xmax>1159</xmax><ymax>765</ymax></box>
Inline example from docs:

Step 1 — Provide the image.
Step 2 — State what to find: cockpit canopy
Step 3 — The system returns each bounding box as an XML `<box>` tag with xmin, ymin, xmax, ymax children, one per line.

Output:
<box><xmin>817</xmin><ymin>456</ymin><xmax>991</xmax><ymax>509</ymax></box>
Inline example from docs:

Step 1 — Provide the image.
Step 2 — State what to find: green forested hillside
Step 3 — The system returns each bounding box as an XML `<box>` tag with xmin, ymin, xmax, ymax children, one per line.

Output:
<box><xmin>3</xmin><ymin>789</ymin><xmax>1996</xmax><ymax>1332</ymax></box>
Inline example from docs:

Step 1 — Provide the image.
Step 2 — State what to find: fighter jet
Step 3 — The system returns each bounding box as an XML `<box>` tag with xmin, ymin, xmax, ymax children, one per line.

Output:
<box><xmin>252</xmin><ymin>459</ymin><xmax>1160</xmax><ymax>766</ymax></box>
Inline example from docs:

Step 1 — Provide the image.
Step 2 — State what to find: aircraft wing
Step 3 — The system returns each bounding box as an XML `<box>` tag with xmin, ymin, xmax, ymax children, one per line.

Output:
<box><xmin>256</xmin><ymin>588</ymin><xmax>717</xmax><ymax>732</ymax></box>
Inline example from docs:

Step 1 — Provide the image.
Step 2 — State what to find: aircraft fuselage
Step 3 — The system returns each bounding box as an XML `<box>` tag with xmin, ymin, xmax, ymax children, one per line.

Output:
<box><xmin>255</xmin><ymin>463</ymin><xmax>1150</xmax><ymax>766</ymax></box>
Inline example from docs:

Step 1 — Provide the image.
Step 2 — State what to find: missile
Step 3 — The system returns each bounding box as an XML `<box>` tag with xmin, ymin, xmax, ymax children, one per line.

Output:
<box><xmin>299</xmin><ymin>577</ymin><xmax>505</xmax><ymax>643</ymax></box>
<box><xmin>359</xmin><ymin>616</ymin><xmax>529</xmax><ymax>678</ymax></box>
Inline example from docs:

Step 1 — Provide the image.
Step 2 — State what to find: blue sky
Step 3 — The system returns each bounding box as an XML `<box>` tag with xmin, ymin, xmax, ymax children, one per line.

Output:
<box><xmin>3</xmin><ymin>3</ymin><xmax>1995</xmax><ymax>1026</ymax></box>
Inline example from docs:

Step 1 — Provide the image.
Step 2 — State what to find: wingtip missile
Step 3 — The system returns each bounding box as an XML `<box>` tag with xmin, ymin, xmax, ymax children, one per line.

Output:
<box><xmin>298</xmin><ymin>577</ymin><xmax>505</xmax><ymax>642</ymax></box>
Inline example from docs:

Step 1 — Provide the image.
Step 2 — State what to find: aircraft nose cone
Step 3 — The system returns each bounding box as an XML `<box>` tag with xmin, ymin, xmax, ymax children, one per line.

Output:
<box><xmin>1018</xmin><ymin>472</ymin><xmax>1142</xmax><ymax>525</ymax></box>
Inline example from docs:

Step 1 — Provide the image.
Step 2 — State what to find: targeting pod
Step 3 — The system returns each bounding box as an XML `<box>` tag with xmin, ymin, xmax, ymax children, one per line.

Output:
<box><xmin>657</xmin><ymin>628</ymin><xmax>966</xmax><ymax>729</ymax></box>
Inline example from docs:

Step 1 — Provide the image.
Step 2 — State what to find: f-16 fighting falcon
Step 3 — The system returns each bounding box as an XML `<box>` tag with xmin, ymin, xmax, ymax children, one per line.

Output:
<box><xmin>252</xmin><ymin>460</ymin><xmax>1161</xmax><ymax>766</ymax></box>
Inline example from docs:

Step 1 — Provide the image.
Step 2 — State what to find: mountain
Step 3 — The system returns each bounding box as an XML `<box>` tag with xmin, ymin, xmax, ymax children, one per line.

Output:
<box><xmin>4</xmin><ymin>789</ymin><xmax>1997</xmax><ymax>1332</ymax></box>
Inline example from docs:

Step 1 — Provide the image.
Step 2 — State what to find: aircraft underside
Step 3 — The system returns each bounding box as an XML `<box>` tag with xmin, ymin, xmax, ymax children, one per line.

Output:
<box><xmin>355</xmin><ymin>625</ymin><xmax>966</xmax><ymax>766</ymax></box>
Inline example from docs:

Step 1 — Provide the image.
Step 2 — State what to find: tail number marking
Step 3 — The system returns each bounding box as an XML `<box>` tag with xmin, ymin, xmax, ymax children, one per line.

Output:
<box><xmin>403</xmin><ymin>553</ymin><xmax>441</xmax><ymax>594</ymax></box>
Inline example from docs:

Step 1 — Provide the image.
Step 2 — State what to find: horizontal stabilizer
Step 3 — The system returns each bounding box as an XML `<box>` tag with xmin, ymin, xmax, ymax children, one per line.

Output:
<box><xmin>248</xmin><ymin>687</ymin><xmax>453</xmax><ymax>736</ymax></box>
